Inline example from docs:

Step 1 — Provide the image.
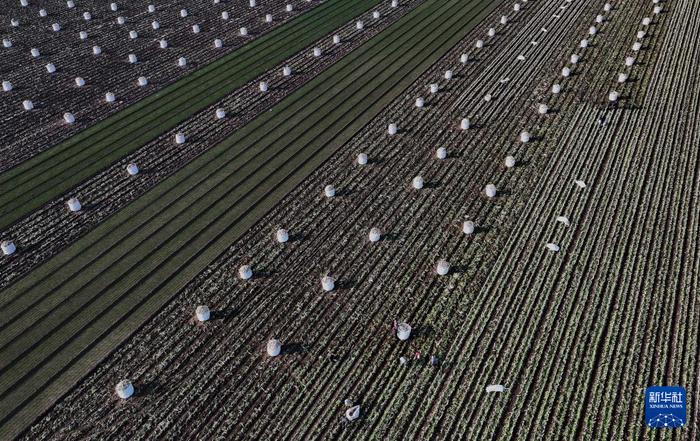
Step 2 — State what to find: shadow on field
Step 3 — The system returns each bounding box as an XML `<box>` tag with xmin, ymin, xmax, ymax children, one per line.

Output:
<box><xmin>135</xmin><ymin>380</ymin><xmax>163</xmax><ymax>397</ymax></box>
<box><xmin>211</xmin><ymin>307</ymin><xmax>238</xmax><ymax>321</ymax></box>
<box><xmin>283</xmin><ymin>342</ymin><xmax>308</xmax><ymax>355</ymax></box>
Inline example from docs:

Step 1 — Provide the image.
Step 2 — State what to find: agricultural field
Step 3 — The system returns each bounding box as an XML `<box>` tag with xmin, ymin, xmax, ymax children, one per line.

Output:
<box><xmin>1</xmin><ymin>0</ymin><xmax>699</xmax><ymax>439</ymax></box>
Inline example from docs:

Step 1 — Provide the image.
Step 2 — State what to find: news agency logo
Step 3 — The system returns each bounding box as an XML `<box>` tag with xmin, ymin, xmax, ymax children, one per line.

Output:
<box><xmin>645</xmin><ymin>386</ymin><xmax>686</xmax><ymax>429</ymax></box>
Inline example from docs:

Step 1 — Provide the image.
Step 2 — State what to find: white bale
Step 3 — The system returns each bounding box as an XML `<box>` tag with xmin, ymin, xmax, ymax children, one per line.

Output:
<box><xmin>460</xmin><ymin>53</ymin><xmax>469</xmax><ymax>63</ymax></box>
<box><xmin>519</xmin><ymin>131</ymin><xmax>531</xmax><ymax>143</ymax></box>
<box><xmin>52</xmin><ymin>23</ymin><xmax>61</xmax><ymax>32</ymax></box>
<box><xmin>617</xmin><ymin>73</ymin><xmax>628</xmax><ymax>83</ymax></box>
<box><xmin>239</xmin><ymin>265</ymin><xmax>253</xmax><ymax>280</ymax></box>
<box><xmin>116</xmin><ymin>16</ymin><xmax>125</xmax><ymax>25</ymax></box>
<box><xmin>20</xmin><ymin>0</ymin><xmax>29</xmax><ymax>6</ymax></box>
<box><xmin>129</xmin><ymin>30</ymin><xmax>138</xmax><ymax>39</ymax></box>
<box><xmin>430</xmin><ymin>83</ymin><xmax>439</xmax><ymax>94</ymax></box>
<box><xmin>574</xmin><ymin>179</ymin><xmax>587</xmax><ymax>188</ymax></box>
<box><xmin>11</xmin><ymin>19</ymin><xmax>20</xmax><ymax>27</ymax></box>
<box><xmin>460</xmin><ymin>118</ymin><xmax>470</xmax><ymax>130</ymax></box>
<box><xmin>324</xmin><ymin>184</ymin><xmax>335</xmax><ymax>197</ymax></box>
<box><xmin>148</xmin><ymin>4</ymin><xmax>155</xmax><ymax>13</ymax></box>
<box><xmin>39</xmin><ymin>9</ymin><xmax>47</xmax><ymax>17</ymax></box>
<box><xmin>415</xmin><ymin>97</ymin><xmax>424</xmax><ymax>108</ymax></box>
<box><xmin>31</xmin><ymin>48</ymin><xmax>40</xmax><ymax>57</ymax></box>
<box><xmin>110</xmin><ymin>2</ymin><xmax>118</xmax><ymax>11</ymax></box>
<box><xmin>397</xmin><ymin>322</ymin><xmax>411</xmax><ymax>340</ymax></box>
<box><xmin>283</xmin><ymin>65</ymin><xmax>292</xmax><ymax>76</ymax></box>
<box><xmin>637</xmin><ymin>30</ymin><xmax>646</xmax><ymax>39</ymax></box>
<box><xmin>625</xmin><ymin>56</ymin><xmax>635</xmax><ymax>67</ymax></box>
<box><xmin>321</xmin><ymin>275</ymin><xmax>335</xmax><ymax>292</ymax></box>
<box><xmin>589</xmin><ymin>26</ymin><xmax>597</xmax><ymax>35</ymax></box>
<box><xmin>22</xmin><ymin>100</ymin><xmax>34</xmax><ymax>111</ymax></box>
<box><xmin>412</xmin><ymin>176</ymin><xmax>424</xmax><ymax>190</ymax></box>
<box><xmin>1</xmin><ymin>240</ymin><xmax>16</xmax><ymax>256</ymax></box>
<box><xmin>444</xmin><ymin>70</ymin><xmax>453</xmax><ymax>80</ymax></box>
<box><xmin>250</xmin><ymin>0</ymin><xmax>257</xmax><ymax>6</ymax></box>
<box><xmin>267</xmin><ymin>339</ymin><xmax>282</xmax><ymax>356</ymax></box>
<box><xmin>46</xmin><ymin>63</ymin><xmax>57</xmax><ymax>74</ymax></box>
<box><xmin>152</xmin><ymin>21</ymin><xmax>160</xmax><ymax>30</ymax></box>
<box><xmin>603</xmin><ymin>3</ymin><xmax>612</xmax><ymax>12</ymax></box>
<box><xmin>75</xmin><ymin>77</ymin><xmax>85</xmax><ymax>87</ymax></box>
<box><xmin>570</xmin><ymin>54</ymin><xmax>579</xmax><ymax>64</ymax></box>
<box><xmin>357</xmin><ymin>153</ymin><xmax>368</xmax><ymax>165</ymax></box>
<box><xmin>178</xmin><ymin>57</ymin><xmax>187</xmax><ymax>67</ymax></box>
<box><xmin>500</xmin><ymin>15</ymin><xmax>508</xmax><ymax>25</ymax></box>
<box><xmin>313</xmin><ymin>47</ymin><xmax>322</xmax><ymax>57</ymax></box>
<box><xmin>368</xmin><ymin>227</ymin><xmax>381</xmax><ymax>243</ymax></box>
<box><xmin>240</xmin><ymin>27</ymin><xmax>248</xmax><ymax>36</ymax></box>
<box><xmin>266</xmin><ymin>14</ymin><xmax>273</xmax><ymax>23</ymax></box>
<box><xmin>67</xmin><ymin>197</ymin><xmax>82</xmax><ymax>212</ymax></box>
<box><xmin>126</xmin><ymin>163</ymin><xmax>139</xmax><ymax>175</ymax></box>
<box><xmin>259</xmin><ymin>81</ymin><xmax>269</xmax><ymax>92</ymax></box>
<box><xmin>486</xmin><ymin>384</ymin><xmax>505</xmax><ymax>393</ymax></box>
<box><xmin>276</xmin><ymin>228</ymin><xmax>289</xmax><ymax>243</ymax></box>
<box><xmin>488</xmin><ymin>27</ymin><xmax>496</xmax><ymax>38</ymax></box>
<box><xmin>596</xmin><ymin>14</ymin><xmax>604</xmax><ymax>24</ymax></box>
<box><xmin>561</xmin><ymin>67</ymin><xmax>571</xmax><ymax>78</ymax></box>
<box><xmin>356</xmin><ymin>21</ymin><xmax>364</xmax><ymax>30</ymax></box>
<box><xmin>391</xmin><ymin>0</ymin><xmax>398</xmax><ymax>7</ymax></box>
<box><xmin>215</xmin><ymin>108</ymin><xmax>226</xmax><ymax>119</ymax></box>
<box><xmin>556</xmin><ymin>215</ymin><xmax>570</xmax><ymax>226</ymax></box>
<box><xmin>484</xmin><ymin>184</ymin><xmax>497</xmax><ymax>198</ymax></box>
<box><xmin>195</xmin><ymin>305</ymin><xmax>210</xmax><ymax>322</ymax></box>
<box><xmin>436</xmin><ymin>147</ymin><xmax>447</xmax><ymax>160</ymax></box>
<box><xmin>580</xmin><ymin>39</ymin><xmax>589</xmax><ymax>49</ymax></box>
<box><xmin>632</xmin><ymin>42</ymin><xmax>642</xmax><ymax>52</ymax></box>
<box><xmin>546</xmin><ymin>243</ymin><xmax>560</xmax><ymax>252</ymax></box>
<box><xmin>79</xmin><ymin>31</ymin><xmax>88</xmax><ymax>40</ymax></box>
<box><xmin>505</xmin><ymin>156</ymin><xmax>516</xmax><ymax>168</ymax></box>
<box><xmin>115</xmin><ymin>380</ymin><xmax>134</xmax><ymax>399</ymax></box>
<box><xmin>436</xmin><ymin>260</ymin><xmax>450</xmax><ymax>276</ymax></box>
<box><xmin>462</xmin><ymin>220</ymin><xmax>475</xmax><ymax>235</ymax></box>
<box><xmin>388</xmin><ymin>123</ymin><xmax>397</xmax><ymax>135</ymax></box>
<box><xmin>128</xmin><ymin>53</ymin><xmax>138</xmax><ymax>63</ymax></box>
<box><xmin>538</xmin><ymin>104</ymin><xmax>549</xmax><ymax>115</ymax></box>
<box><xmin>137</xmin><ymin>76</ymin><xmax>148</xmax><ymax>87</ymax></box>
<box><xmin>175</xmin><ymin>132</ymin><xmax>186</xmax><ymax>144</ymax></box>
<box><xmin>222</xmin><ymin>11</ymin><xmax>230</xmax><ymax>20</ymax></box>
<box><xmin>641</xmin><ymin>17</ymin><xmax>651</xmax><ymax>26</ymax></box>
<box><xmin>63</xmin><ymin>112</ymin><xmax>75</xmax><ymax>124</ymax></box>
<box><xmin>475</xmin><ymin>39</ymin><xmax>484</xmax><ymax>49</ymax></box>
<box><xmin>286</xmin><ymin>4</ymin><xmax>293</xmax><ymax>12</ymax></box>
<box><xmin>83</xmin><ymin>11</ymin><xmax>92</xmax><ymax>20</ymax></box>
<box><xmin>373</xmin><ymin>11</ymin><xmax>380</xmax><ymax>19</ymax></box>
<box><xmin>192</xmin><ymin>24</ymin><xmax>201</xmax><ymax>34</ymax></box>
<box><xmin>513</xmin><ymin>3</ymin><xmax>521</xmax><ymax>12</ymax></box>
<box><xmin>346</xmin><ymin>405</ymin><xmax>361</xmax><ymax>421</ymax></box>
<box><xmin>93</xmin><ymin>46</ymin><xmax>102</xmax><ymax>55</ymax></box>
<box><xmin>653</xmin><ymin>5</ymin><xmax>662</xmax><ymax>15</ymax></box>
<box><xmin>214</xmin><ymin>39</ymin><xmax>223</xmax><ymax>48</ymax></box>
<box><xmin>333</xmin><ymin>34</ymin><xmax>341</xmax><ymax>44</ymax></box>
<box><xmin>608</xmin><ymin>91</ymin><xmax>619</xmax><ymax>102</ymax></box>
<box><xmin>180</xmin><ymin>9</ymin><xmax>188</xmax><ymax>18</ymax></box>
<box><xmin>2</xmin><ymin>81</ymin><xmax>12</xmax><ymax>92</ymax></box>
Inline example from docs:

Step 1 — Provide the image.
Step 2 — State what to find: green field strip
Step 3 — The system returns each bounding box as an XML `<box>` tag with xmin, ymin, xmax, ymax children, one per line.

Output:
<box><xmin>0</xmin><ymin>0</ymin><xmax>499</xmax><ymax>438</ymax></box>
<box><xmin>0</xmin><ymin>0</ymin><xmax>385</xmax><ymax>231</ymax></box>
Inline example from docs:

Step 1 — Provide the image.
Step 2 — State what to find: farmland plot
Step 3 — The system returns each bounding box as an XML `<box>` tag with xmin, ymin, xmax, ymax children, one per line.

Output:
<box><xmin>0</xmin><ymin>0</ymin><xmax>505</xmax><ymax>438</ymax></box>
<box><xmin>0</xmin><ymin>0</ymin><xmax>425</xmax><ymax>291</ymax></box>
<box><xmin>16</xmin><ymin>0</ymin><xmax>695</xmax><ymax>440</ymax></box>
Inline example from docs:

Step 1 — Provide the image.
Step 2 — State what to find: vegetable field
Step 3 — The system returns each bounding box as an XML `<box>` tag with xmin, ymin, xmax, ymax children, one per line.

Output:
<box><xmin>2</xmin><ymin>0</ymin><xmax>699</xmax><ymax>439</ymax></box>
